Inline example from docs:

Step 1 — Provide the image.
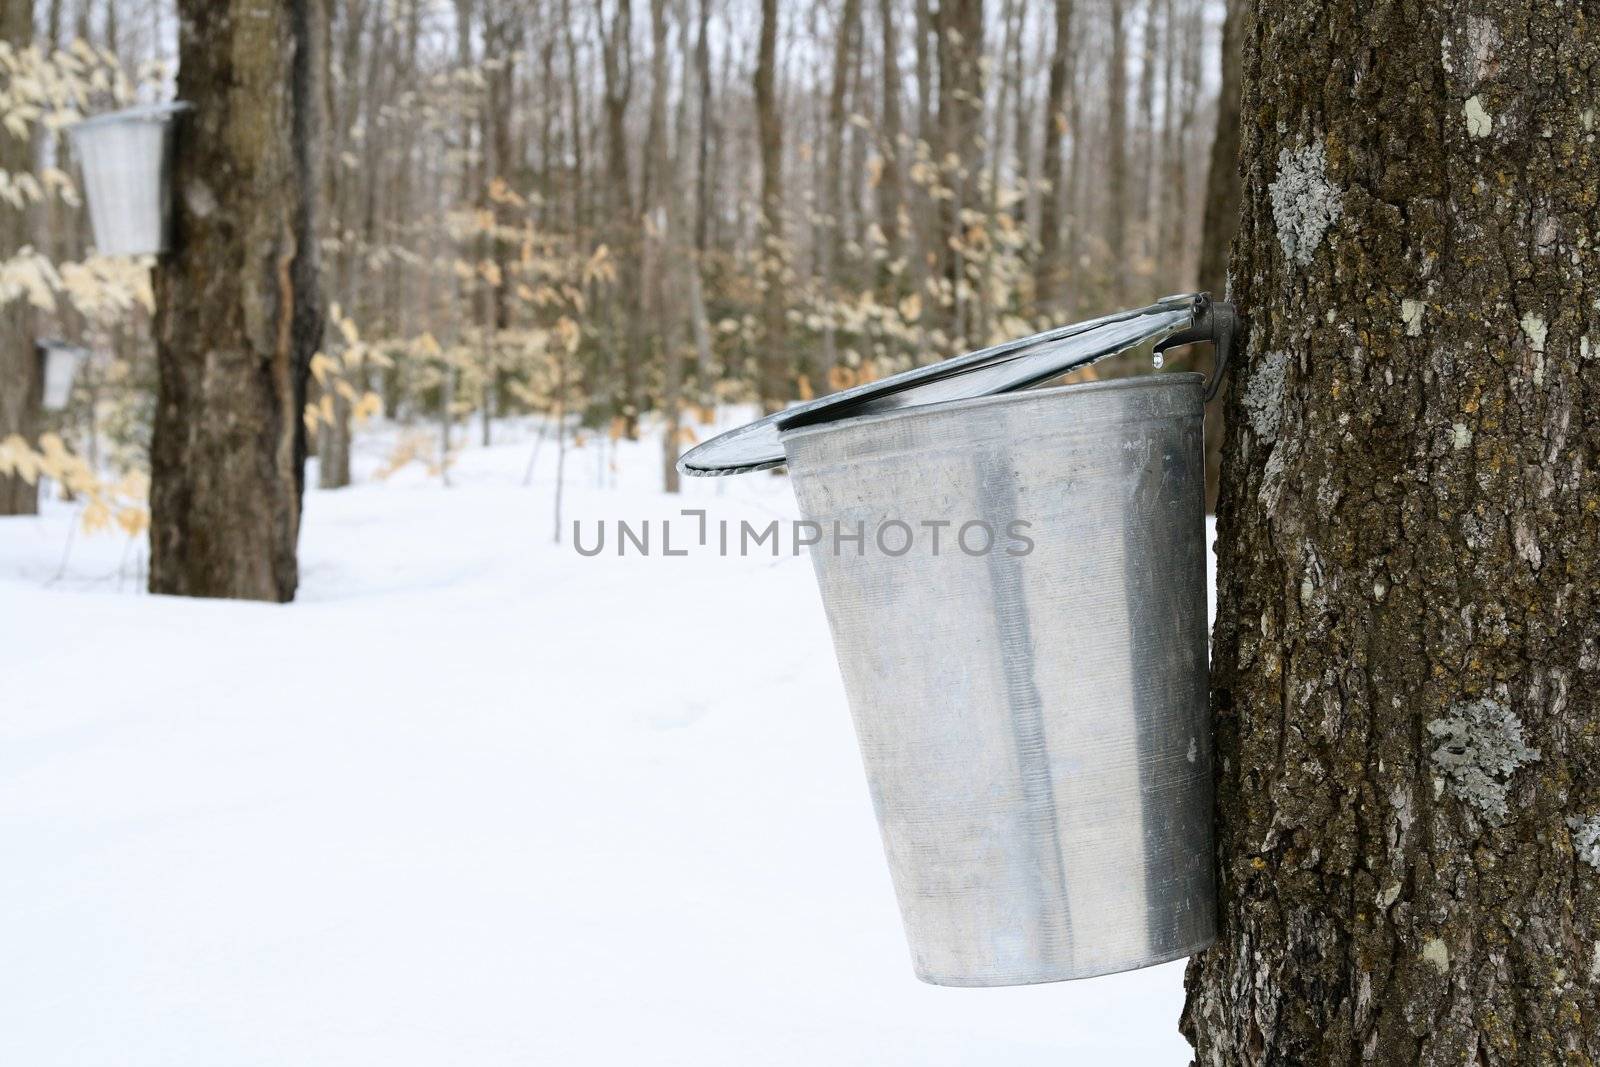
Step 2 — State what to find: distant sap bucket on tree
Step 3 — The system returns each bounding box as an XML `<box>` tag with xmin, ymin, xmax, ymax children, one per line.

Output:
<box><xmin>38</xmin><ymin>339</ymin><xmax>90</xmax><ymax>411</ymax></box>
<box><xmin>67</xmin><ymin>102</ymin><xmax>193</xmax><ymax>257</ymax></box>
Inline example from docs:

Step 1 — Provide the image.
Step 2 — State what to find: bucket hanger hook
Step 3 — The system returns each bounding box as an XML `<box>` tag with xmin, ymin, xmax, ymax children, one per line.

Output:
<box><xmin>1153</xmin><ymin>294</ymin><xmax>1237</xmax><ymax>403</ymax></box>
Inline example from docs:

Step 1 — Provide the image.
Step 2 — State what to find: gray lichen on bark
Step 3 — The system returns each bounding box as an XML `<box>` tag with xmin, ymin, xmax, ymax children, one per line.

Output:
<box><xmin>1572</xmin><ymin>816</ymin><xmax>1600</xmax><ymax>871</ymax></box>
<box><xmin>1267</xmin><ymin>138</ymin><xmax>1341</xmax><ymax>268</ymax></box>
<box><xmin>1241</xmin><ymin>349</ymin><xmax>1288</xmax><ymax>440</ymax></box>
<box><xmin>1426</xmin><ymin>697</ymin><xmax>1540</xmax><ymax>823</ymax></box>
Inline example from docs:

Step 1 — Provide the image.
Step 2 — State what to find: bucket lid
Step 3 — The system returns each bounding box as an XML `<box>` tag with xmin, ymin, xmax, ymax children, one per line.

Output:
<box><xmin>37</xmin><ymin>338</ymin><xmax>92</xmax><ymax>361</ymax></box>
<box><xmin>67</xmin><ymin>101</ymin><xmax>193</xmax><ymax>136</ymax></box>
<box><xmin>678</xmin><ymin>292</ymin><xmax>1233</xmax><ymax>477</ymax></box>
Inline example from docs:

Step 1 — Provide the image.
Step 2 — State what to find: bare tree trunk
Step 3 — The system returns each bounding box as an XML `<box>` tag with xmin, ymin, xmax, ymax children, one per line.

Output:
<box><xmin>317</xmin><ymin>389</ymin><xmax>352</xmax><ymax>488</ymax></box>
<box><xmin>907</xmin><ymin>0</ymin><xmax>936</xmax><ymax>355</ymax></box>
<box><xmin>934</xmin><ymin>0</ymin><xmax>983</xmax><ymax>344</ymax></box>
<box><xmin>483</xmin><ymin>7</ymin><xmax>521</xmax><ymax>446</ymax></box>
<box><xmin>686</xmin><ymin>0</ymin><xmax>716</xmax><ymax>410</ymax></box>
<box><xmin>562</xmin><ymin>0</ymin><xmax>587</xmax><ymax>237</ymax></box>
<box><xmin>693</xmin><ymin>0</ymin><xmax>713</xmax><ymax>255</ymax></box>
<box><xmin>754</xmin><ymin>0</ymin><xmax>786</xmax><ymax>413</ymax></box>
<box><xmin>912</xmin><ymin>0</ymin><xmax>931</xmax><ymax>139</ymax></box>
<box><xmin>317</xmin><ymin>0</ymin><xmax>354</xmax><ymax>491</ymax></box>
<box><xmin>600</xmin><ymin>0</ymin><xmax>639</xmax><ymax>435</ymax></box>
<box><xmin>1009</xmin><ymin>6</ymin><xmax>1032</xmax><ymax>237</ymax></box>
<box><xmin>874</xmin><ymin>0</ymin><xmax>904</xmax><ymax>283</ymax></box>
<box><xmin>442</xmin><ymin>0</ymin><xmax>476</xmax><ymax>477</ymax></box>
<box><xmin>1104</xmin><ymin>0</ymin><xmax>1129</xmax><ymax>300</ymax></box>
<box><xmin>1155</xmin><ymin>0</ymin><xmax>1175</xmax><ymax>291</ymax></box>
<box><xmin>150</xmin><ymin>0</ymin><xmax>326</xmax><ymax>601</ymax></box>
<box><xmin>1183</xmin><ymin>3</ymin><xmax>1600</xmax><ymax>1061</ymax></box>
<box><xmin>1060</xmin><ymin>20</ymin><xmax>1086</xmax><ymax>317</ymax></box>
<box><xmin>1196</xmin><ymin>0</ymin><xmax>1241</xmax><ymax>303</ymax></box>
<box><xmin>0</xmin><ymin>0</ymin><xmax>36</xmax><ymax>517</ymax></box>
<box><xmin>1035</xmin><ymin>0</ymin><xmax>1071</xmax><ymax>314</ymax></box>
<box><xmin>980</xmin><ymin>0</ymin><xmax>1021</xmax><ymax>342</ymax></box>
<box><xmin>1196</xmin><ymin>0</ymin><xmax>1241</xmax><ymax>514</ymax></box>
<box><xmin>642</xmin><ymin>0</ymin><xmax>681</xmax><ymax>493</ymax></box>
<box><xmin>1164</xmin><ymin>0</ymin><xmax>1200</xmax><ymax>281</ymax></box>
<box><xmin>1134</xmin><ymin>0</ymin><xmax>1156</xmax><ymax>268</ymax></box>
<box><xmin>819</xmin><ymin>0</ymin><xmax>861</xmax><ymax>372</ymax></box>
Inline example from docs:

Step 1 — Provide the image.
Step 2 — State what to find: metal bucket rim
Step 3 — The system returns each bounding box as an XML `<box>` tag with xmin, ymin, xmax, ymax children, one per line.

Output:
<box><xmin>37</xmin><ymin>338</ymin><xmax>91</xmax><ymax>357</ymax></box>
<box><xmin>67</xmin><ymin>101</ymin><xmax>192</xmax><ymax>135</ymax></box>
<box><xmin>778</xmin><ymin>371</ymin><xmax>1204</xmax><ymax>450</ymax></box>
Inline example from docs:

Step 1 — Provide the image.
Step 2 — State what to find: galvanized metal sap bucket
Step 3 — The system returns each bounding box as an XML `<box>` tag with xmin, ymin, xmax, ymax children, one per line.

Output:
<box><xmin>67</xmin><ymin>102</ymin><xmax>192</xmax><ymax>257</ymax></box>
<box><xmin>38</xmin><ymin>339</ymin><xmax>90</xmax><ymax>411</ymax></box>
<box><xmin>680</xmin><ymin>295</ymin><xmax>1234</xmax><ymax>986</ymax></box>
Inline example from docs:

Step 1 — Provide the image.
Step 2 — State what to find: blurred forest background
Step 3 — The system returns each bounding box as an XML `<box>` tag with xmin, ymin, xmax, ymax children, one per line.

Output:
<box><xmin>0</xmin><ymin>0</ymin><xmax>1240</xmax><ymax>532</ymax></box>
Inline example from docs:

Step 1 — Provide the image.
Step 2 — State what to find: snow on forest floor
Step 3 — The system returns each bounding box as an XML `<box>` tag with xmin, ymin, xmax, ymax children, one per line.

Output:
<box><xmin>0</xmin><ymin>413</ymin><xmax>1208</xmax><ymax>1066</ymax></box>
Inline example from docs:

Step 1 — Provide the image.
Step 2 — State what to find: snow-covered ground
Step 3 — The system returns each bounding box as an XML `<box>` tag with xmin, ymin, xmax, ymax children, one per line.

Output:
<box><xmin>0</xmin><ymin>415</ymin><xmax>1202</xmax><ymax>1065</ymax></box>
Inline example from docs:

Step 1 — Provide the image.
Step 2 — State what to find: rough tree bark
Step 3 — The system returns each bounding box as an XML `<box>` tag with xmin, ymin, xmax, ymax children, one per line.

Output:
<box><xmin>0</xmin><ymin>0</ymin><xmax>36</xmax><ymax>517</ymax></box>
<box><xmin>1183</xmin><ymin>2</ymin><xmax>1600</xmax><ymax>1062</ymax></box>
<box><xmin>150</xmin><ymin>0</ymin><xmax>326</xmax><ymax>601</ymax></box>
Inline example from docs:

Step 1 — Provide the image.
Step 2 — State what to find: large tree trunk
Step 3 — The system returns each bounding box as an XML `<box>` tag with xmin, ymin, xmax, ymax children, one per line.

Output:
<box><xmin>1183</xmin><ymin>3</ymin><xmax>1600</xmax><ymax>1061</ymax></box>
<box><xmin>150</xmin><ymin>0</ymin><xmax>326</xmax><ymax>601</ymax></box>
<box><xmin>0</xmin><ymin>0</ymin><xmax>36</xmax><ymax>517</ymax></box>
